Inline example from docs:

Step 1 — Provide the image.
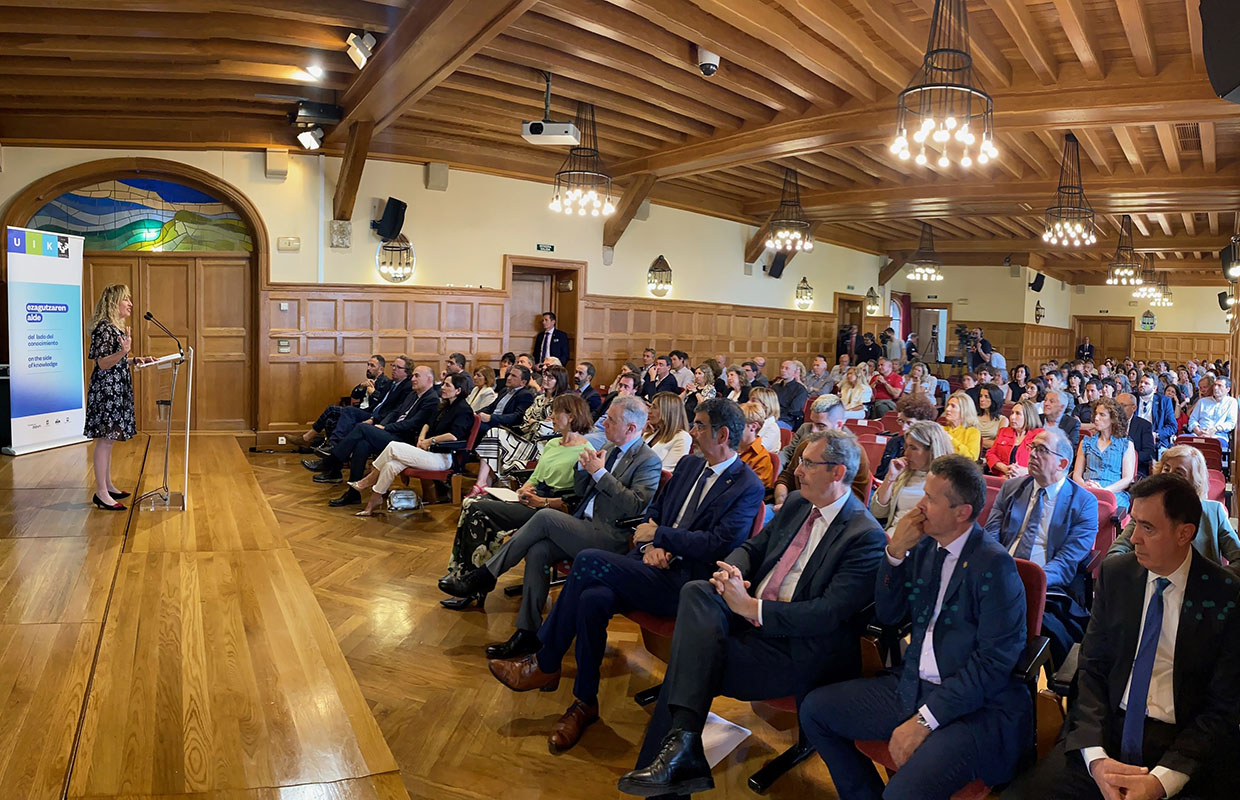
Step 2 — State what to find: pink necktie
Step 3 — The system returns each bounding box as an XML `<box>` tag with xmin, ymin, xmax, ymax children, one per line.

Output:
<box><xmin>760</xmin><ymin>508</ymin><xmax>822</xmax><ymax>602</ymax></box>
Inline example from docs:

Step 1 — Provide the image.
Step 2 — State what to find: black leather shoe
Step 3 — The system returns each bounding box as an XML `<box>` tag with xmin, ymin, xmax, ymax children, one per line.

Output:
<box><xmin>328</xmin><ymin>488</ymin><xmax>361</xmax><ymax>506</ymax></box>
<box><xmin>314</xmin><ymin>444</ymin><xmax>333</xmax><ymax>457</ymax></box>
<box><xmin>485</xmin><ymin>629</ymin><xmax>541</xmax><ymax>660</ymax></box>
<box><xmin>439</xmin><ymin>593</ymin><xmax>486</xmax><ymax>610</ymax></box>
<box><xmin>617</xmin><ymin>729</ymin><xmax>713</xmax><ymax>797</ymax></box>
<box><xmin>313</xmin><ymin>472</ymin><xmax>343</xmax><ymax>484</ymax></box>
<box><xmin>441</xmin><ymin>567</ymin><xmax>497</xmax><ymax>599</ymax></box>
<box><xmin>301</xmin><ymin>458</ymin><xmax>325</xmax><ymax>472</ymax></box>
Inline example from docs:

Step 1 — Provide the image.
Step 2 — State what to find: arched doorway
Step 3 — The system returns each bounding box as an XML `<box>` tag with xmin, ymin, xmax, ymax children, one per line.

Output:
<box><xmin>2</xmin><ymin>158</ymin><xmax>267</xmax><ymax>431</ymax></box>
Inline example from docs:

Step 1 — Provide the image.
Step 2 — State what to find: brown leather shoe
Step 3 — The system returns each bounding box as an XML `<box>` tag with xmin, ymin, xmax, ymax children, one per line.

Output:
<box><xmin>549</xmin><ymin>699</ymin><xmax>599</xmax><ymax>753</ymax></box>
<box><xmin>488</xmin><ymin>653</ymin><xmax>561</xmax><ymax>692</ymax></box>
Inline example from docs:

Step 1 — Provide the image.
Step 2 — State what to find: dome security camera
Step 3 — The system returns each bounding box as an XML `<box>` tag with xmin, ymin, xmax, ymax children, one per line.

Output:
<box><xmin>696</xmin><ymin>45</ymin><xmax>720</xmax><ymax>77</ymax></box>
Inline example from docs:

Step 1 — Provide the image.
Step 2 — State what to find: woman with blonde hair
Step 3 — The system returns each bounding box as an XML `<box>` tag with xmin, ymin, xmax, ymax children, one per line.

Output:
<box><xmin>838</xmin><ymin>367</ymin><xmax>872</xmax><ymax>420</ymax></box>
<box><xmin>644</xmin><ymin>391</ymin><xmax>692</xmax><ymax>469</ymax></box>
<box><xmin>467</xmin><ymin>365</ymin><xmax>498</xmax><ymax>411</ymax></box>
<box><xmin>942</xmin><ymin>390</ymin><xmax>982</xmax><ymax>461</ymax></box>
<box><xmin>1107</xmin><ymin>445</ymin><xmax>1240</xmax><ymax>569</ymax></box>
<box><xmin>84</xmin><ymin>284</ymin><xmax>153</xmax><ymax>510</ymax></box>
<box><xmin>870</xmin><ymin>421</ymin><xmax>954</xmax><ymax>534</ymax></box>
<box><xmin>748</xmin><ymin>386</ymin><xmax>783</xmax><ymax>452</ymax></box>
<box><xmin>683</xmin><ymin>363</ymin><xmax>717</xmax><ymax>418</ymax></box>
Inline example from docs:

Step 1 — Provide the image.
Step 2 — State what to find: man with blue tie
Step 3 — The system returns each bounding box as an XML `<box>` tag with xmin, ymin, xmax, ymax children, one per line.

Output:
<box><xmin>1002</xmin><ymin>473</ymin><xmax>1240</xmax><ymax>799</ymax></box>
<box><xmin>486</xmin><ymin>398</ymin><xmax>764</xmax><ymax>753</ymax></box>
<box><xmin>986</xmin><ymin>428</ymin><xmax>1098</xmax><ymax>667</ymax></box>
<box><xmin>1135</xmin><ymin>374</ymin><xmax>1179</xmax><ymax>452</ymax></box>
<box><xmin>801</xmin><ymin>454</ymin><xmax>1030</xmax><ymax>799</ymax></box>
<box><xmin>441</xmin><ymin>394</ymin><xmax>662</xmax><ymax>659</ymax></box>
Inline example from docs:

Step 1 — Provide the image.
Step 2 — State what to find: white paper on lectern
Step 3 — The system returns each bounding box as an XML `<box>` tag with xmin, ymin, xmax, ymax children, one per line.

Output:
<box><xmin>701</xmin><ymin>712</ymin><xmax>752</xmax><ymax>768</ymax></box>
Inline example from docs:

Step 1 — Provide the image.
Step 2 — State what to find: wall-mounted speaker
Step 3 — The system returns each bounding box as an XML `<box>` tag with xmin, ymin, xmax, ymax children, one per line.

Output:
<box><xmin>371</xmin><ymin>197</ymin><xmax>407</xmax><ymax>240</ymax></box>
<box><xmin>1202</xmin><ymin>0</ymin><xmax>1240</xmax><ymax>103</ymax></box>
<box><xmin>1219</xmin><ymin>291</ymin><xmax>1230</xmax><ymax>311</ymax></box>
<box><xmin>767</xmin><ymin>251</ymin><xmax>788</xmax><ymax>279</ymax></box>
<box><xmin>1008</xmin><ymin>264</ymin><xmax>1021</xmax><ymax>278</ymax></box>
<box><xmin>424</xmin><ymin>162</ymin><xmax>449</xmax><ymax>192</ymax></box>
<box><xmin>1028</xmin><ymin>273</ymin><xmax>1046</xmax><ymax>292</ymax></box>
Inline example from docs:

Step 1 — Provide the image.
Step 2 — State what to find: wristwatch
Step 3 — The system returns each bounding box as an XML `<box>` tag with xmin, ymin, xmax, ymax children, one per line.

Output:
<box><xmin>914</xmin><ymin>711</ymin><xmax>932</xmax><ymax>732</ymax></box>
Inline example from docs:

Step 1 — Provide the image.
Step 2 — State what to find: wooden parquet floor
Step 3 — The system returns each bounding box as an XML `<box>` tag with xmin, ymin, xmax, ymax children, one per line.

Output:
<box><xmin>253</xmin><ymin>450</ymin><xmax>842</xmax><ymax>800</ymax></box>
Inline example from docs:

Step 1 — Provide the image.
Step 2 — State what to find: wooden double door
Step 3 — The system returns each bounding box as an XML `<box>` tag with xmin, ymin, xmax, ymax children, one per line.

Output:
<box><xmin>1074</xmin><ymin>316</ymin><xmax>1134</xmax><ymax>363</ymax></box>
<box><xmin>84</xmin><ymin>253</ymin><xmax>253</xmax><ymax>431</ymax></box>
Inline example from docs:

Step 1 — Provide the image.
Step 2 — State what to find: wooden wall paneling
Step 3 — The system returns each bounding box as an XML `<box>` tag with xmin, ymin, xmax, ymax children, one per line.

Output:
<box><xmin>1020</xmin><ymin>324</ymin><xmax>1074</xmax><ymax>366</ymax></box>
<box><xmin>1133</xmin><ymin>331</ymin><xmax>1230</xmax><ymax>364</ymax></box>
<box><xmin>140</xmin><ymin>257</ymin><xmax>195</xmax><ymax>430</ymax></box>
<box><xmin>950</xmin><ymin>319</ymin><xmax>1024</xmax><ymax>370</ymax></box>
<box><xmin>83</xmin><ymin>255</ymin><xmax>141</xmax><ymax>394</ymax></box>
<box><xmin>195</xmin><ymin>257</ymin><xmax>252</xmax><ymax>431</ymax></box>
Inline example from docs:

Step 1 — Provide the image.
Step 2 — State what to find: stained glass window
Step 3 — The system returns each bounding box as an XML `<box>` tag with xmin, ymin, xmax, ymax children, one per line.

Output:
<box><xmin>28</xmin><ymin>177</ymin><xmax>253</xmax><ymax>252</ymax></box>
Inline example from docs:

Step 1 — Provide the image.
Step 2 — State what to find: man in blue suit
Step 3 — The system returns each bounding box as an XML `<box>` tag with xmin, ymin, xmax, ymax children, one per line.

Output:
<box><xmin>1134</xmin><ymin>374</ymin><xmax>1178</xmax><ymax>451</ymax></box>
<box><xmin>986</xmin><ymin>427</ymin><xmax>1098</xmax><ymax>666</ymax></box>
<box><xmin>532</xmin><ymin>310</ymin><xmax>570</xmax><ymax>365</ymax></box>
<box><xmin>487</xmin><ymin>398</ymin><xmax>764</xmax><ymax>753</ymax></box>
<box><xmin>801</xmin><ymin>454</ymin><xmax>1030</xmax><ymax>800</ymax></box>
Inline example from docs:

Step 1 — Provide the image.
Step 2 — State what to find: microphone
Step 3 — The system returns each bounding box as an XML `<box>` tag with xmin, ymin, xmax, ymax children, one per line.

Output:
<box><xmin>144</xmin><ymin>311</ymin><xmax>183</xmax><ymax>355</ymax></box>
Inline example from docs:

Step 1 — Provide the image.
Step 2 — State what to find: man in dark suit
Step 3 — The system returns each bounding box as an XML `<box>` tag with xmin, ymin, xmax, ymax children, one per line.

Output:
<box><xmin>772</xmin><ymin>359</ymin><xmax>809</xmax><ymax>430</ymax></box>
<box><xmin>487</xmin><ymin>398</ymin><xmax>764</xmax><ymax>752</ymax></box>
<box><xmin>1003</xmin><ymin>474</ymin><xmax>1240</xmax><ymax>800</ymax></box>
<box><xmin>314</xmin><ymin>365</ymin><xmax>441</xmax><ymax>504</ymax></box>
<box><xmin>307</xmin><ymin>357</ymin><xmax>410</xmax><ymax>454</ymax></box>
<box><xmin>533</xmin><ymin>310</ymin><xmax>570</xmax><ymax>366</ymax></box>
<box><xmin>986</xmin><ymin>428</ymin><xmax>1098</xmax><ymax>666</ymax></box>
<box><xmin>641</xmin><ymin>355</ymin><xmax>679</xmax><ymax>401</ymax></box>
<box><xmin>1043</xmin><ymin>390</ymin><xmax>1080</xmax><ymax>468</ymax></box>
<box><xmin>1076</xmin><ymin>336</ymin><xmax>1094</xmax><ymax>363</ymax></box>
<box><xmin>1074</xmin><ymin>380</ymin><xmax>1100</xmax><ymax>425</ymax></box>
<box><xmin>443</xmin><ymin>395</ymin><xmax>663</xmax><ymax>656</ymax></box>
<box><xmin>801</xmin><ymin>454</ymin><xmax>1030</xmax><ymax>799</ymax></box>
<box><xmin>476</xmin><ymin>364</ymin><xmax>534</xmax><ymax>436</ymax></box>
<box><xmin>573</xmin><ymin>361</ymin><xmax>602</xmax><ymax>416</ymax></box>
<box><xmin>1135</xmin><ymin>374</ymin><xmax>1178</xmax><ymax>451</ymax></box>
<box><xmin>615</xmin><ymin>429</ymin><xmax>886</xmax><ymax>797</ymax></box>
<box><xmin>837</xmin><ymin>324</ymin><xmax>859</xmax><ymax>362</ymax></box>
<box><xmin>1118</xmin><ymin>393</ymin><xmax>1157</xmax><ymax>478</ymax></box>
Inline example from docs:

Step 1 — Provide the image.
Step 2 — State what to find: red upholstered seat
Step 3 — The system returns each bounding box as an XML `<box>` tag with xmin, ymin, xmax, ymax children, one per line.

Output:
<box><xmin>780</xmin><ymin>427</ymin><xmax>794</xmax><ymax>449</ymax></box>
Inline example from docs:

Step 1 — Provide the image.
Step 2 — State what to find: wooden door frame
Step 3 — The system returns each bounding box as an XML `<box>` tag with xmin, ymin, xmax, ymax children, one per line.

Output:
<box><xmin>503</xmin><ymin>254</ymin><xmax>587</xmax><ymax>363</ymax></box>
<box><xmin>910</xmin><ymin>303</ymin><xmax>951</xmax><ymax>364</ymax></box>
<box><xmin>1072</xmin><ymin>315</ymin><xmax>1135</xmax><ymax>361</ymax></box>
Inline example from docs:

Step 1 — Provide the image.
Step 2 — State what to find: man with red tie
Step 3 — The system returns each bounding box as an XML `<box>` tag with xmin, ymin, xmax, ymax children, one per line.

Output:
<box><xmin>616</xmin><ymin>429</ymin><xmax>886</xmax><ymax>798</ymax></box>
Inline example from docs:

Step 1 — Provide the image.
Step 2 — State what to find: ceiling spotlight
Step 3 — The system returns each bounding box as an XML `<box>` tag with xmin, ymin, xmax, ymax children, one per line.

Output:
<box><xmin>305</xmin><ymin>65</ymin><xmax>324</xmax><ymax>80</ymax></box>
<box><xmin>297</xmin><ymin>127</ymin><xmax>324</xmax><ymax>150</ymax></box>
<box><xmin>346</xmin><ymin>32</ymin><xmax>376</xmax><ymax>69</ymax></box>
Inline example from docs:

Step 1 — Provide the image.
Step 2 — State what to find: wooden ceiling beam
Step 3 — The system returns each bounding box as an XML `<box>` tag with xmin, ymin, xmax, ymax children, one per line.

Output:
<box><xmin>1050</xmin><ymin>0</ymin><xmax>1104</xmax><ymax>81</ymax></box>
<box><xmin>0</xmin><ymin>55</ymin><xmax>353</xmax><ymax>89</ymax></box>
<box><xmin>769</xmin><ymin>0</ymin><xmax>910</xmax><ymax>92</ymax></box>
<box><xmin>1074</xmin><ymin>128</ymin><xmax>1113</xmax><ymax>176</ymax></box>
<box><xmin>1181</xmin><ymin>213</ymin><xmax>1198</xmax><ymax>237</ymax></box>
<box><xmin>1208</xmin><ymin>212</ymin><xmax>1220</xmax><ymax>236</ymax></box>
<box><xmin>984</xmin><ymin>0</ymin><xmax>1058</xmax><ymax>84</ymax></box>
<box><xmin>0</xmin><ymin>74</ymin><xmax>336</xmax><ymax>104</ymax></box>
<box><xmin>602</xmin><ymin>173</ymin><xmax>657</xmax><ymax>248</ymax></box>
<box><xmin>331</xmin><ymin>120</ymin><xmax>373</xmax><ymax>221</ymax></box>
<box><xmin>1112</xmin><ymin>125</ymin><xmax>1145</xmax><ymax>174</ymax></box>
<box><xmin>878</xmin><ymin>255</ymin><xmax>907</xmax><ymax>286</ymax></box>
<box><xmin>904</xmin><ymin>0</ymin><xmax>1011</xmax><ymax>88</ymax></box>
<box><xmin>0</xmin><ymin>0</ymin><xmax>397</xmax><ymax>31</ymax></box>
<box><xmin>1200</xmin><ymin>121</ymin><xmax>1217</xmax><ymax>173</ymax></box>
<box><xmin>1152</xmin><ymin>213</ymin><xmax>1175</xmax><ymax>237</ymax></box>
<box><xmin>1115</xmin><ymin>0</ymin><xmax>1158</xmax><ymax>78</ymax></box>
<box><xmin>679</xmin><ymin>0</ymin><xmax>878</xmax><ymax>101</ymax></box>
<box><xmin>0</xmin><ymin>112</ymin><xmax>293</xmax><ymax>149</ymax></box>
<box><xmin>1154</xmin><ymin>123</ymin><xmax>1182</xmax><ymax>174</ymax></box>
<box><xmin>1129</xmin><ymin>214</ymin><xmax>1152</xmax><ymax>237</ymax></box>
<box><xmin>849</xmin><ymin>0</ymin><xmax>925</xmax><ymax>65</ymax></box>
<box><xmin>744</xmin><ymin>212</ymin><xmax>775</xmax><ymax>263</ymax></box>
<box><xmin>329</xmin><ymin>0</ymin><xmax>536</xmax><ymax>143</ymax></box>
<box><xmin>1186</xmin><ymin>0</ymin><xmax>1206</xmax><ymax>72</ymax></box>
<box><xmin>808</xmin><ymin>225</ymin><xmax>883</xmax><ymax>255</ymax></box>
<box><xmin>0</xmin><ymin>10</ymin><xmax>355</xmax><ymax>49</ymax></box>
<box><xmin>876</xmin><ymin>233</ymin><xmax>1231</xmax><ymax>255</ymax></box>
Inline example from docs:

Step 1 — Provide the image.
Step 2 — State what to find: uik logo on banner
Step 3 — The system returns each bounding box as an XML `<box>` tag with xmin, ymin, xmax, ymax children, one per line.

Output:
<box><xmin>7</xmin><ymin>230</ymin><xmax>69</xmax><ymax>258</ymax></box>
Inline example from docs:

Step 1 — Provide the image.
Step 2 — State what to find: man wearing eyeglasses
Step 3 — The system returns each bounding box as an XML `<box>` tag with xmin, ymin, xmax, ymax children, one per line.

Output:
<box><xmin>985</xmin><ymin>427</ymin><xmax>1098</xmax><ymax>667</ymax></box>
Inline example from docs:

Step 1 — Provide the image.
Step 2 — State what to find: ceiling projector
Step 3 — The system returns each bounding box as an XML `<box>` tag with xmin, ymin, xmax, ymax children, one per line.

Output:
<box><xmin>522</xmin><ymin>120</ymin><xmax>581</xmax><ymax>145</ymax></box>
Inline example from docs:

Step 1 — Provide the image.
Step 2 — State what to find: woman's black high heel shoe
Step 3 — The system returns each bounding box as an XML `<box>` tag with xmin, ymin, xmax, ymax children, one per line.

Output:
<box><xmin>92</xmin><ymin>494</ymin><xmax>126</xmax><ymax>511</ymax></box>
<box><xmin>109</xmin><ymin>490</ymin><xmax>130</xmax><ymax>500</ymax></box>
<box><xmin>439</xmin><ymin>592</ymin><xmax>487</xmax><ymax>610</ymax></box>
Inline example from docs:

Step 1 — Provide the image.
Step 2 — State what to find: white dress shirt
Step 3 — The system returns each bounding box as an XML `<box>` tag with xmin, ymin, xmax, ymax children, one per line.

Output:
<box><xmin>753</xmin><ymin>491</ymin><xmax>849</xmax><ymax>624</ymax></box>
<box><xmin>1012</xmin><ymin>476</ymin><xmax>1065</xmax><ymax>567</ymax></box>
<box><xmin>1137</xmin><ymin>394</ymin><xmax>1154</xmax><ymax>423</ymax></box>
<box><xmin>1081</xmin><ymin>549</ymin><xmax>1193</xmax><ymax>797</ymax></box>
<box><xmin>581</xmin><ymin>436</ymin><xmax>640</xmax><ymax>520</ymax></box>
<box><xmin>672</xmin><ymin>454</ymin><xmax>736</xmax><ymax>527</ymax></box>
<box><xmin>673</xmin><ymin>366</ymin><xmax>695</xmax><ymax>388</ymax></box>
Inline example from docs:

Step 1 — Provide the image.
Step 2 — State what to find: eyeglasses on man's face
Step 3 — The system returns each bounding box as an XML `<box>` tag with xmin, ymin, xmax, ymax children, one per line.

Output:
<box><xmin>1029</xmin><ymin>443</ymin><xmax>1065</xmax><ymax>460</ymax></box>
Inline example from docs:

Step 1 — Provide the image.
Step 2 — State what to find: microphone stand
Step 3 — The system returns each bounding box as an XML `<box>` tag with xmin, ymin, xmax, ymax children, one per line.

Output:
<box><xmin>135</xmin><ymin>311</ymin><xmax>192</xmax><ymax>511</ymax></box>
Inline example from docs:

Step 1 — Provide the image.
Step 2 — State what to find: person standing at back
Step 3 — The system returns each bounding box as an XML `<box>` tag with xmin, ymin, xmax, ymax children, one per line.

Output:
<box><xmin>533</xmin><ymin>311</ymin><xmax>569</xmax><ymax>366</ymax></box>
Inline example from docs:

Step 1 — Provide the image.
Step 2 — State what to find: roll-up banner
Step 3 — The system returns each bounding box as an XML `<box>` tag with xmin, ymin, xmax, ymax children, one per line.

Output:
<box><xmin>4</xmin><ymin>226</ymin><xmax>87</xmax><ymax>455</ymax></box>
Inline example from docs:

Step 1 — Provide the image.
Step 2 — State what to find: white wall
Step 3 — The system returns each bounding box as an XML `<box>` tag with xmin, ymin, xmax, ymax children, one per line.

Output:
<box><xmin>0</xmin><ymin>146</ymin><xmax>883</xmax><ymax>312</ymax></box>
<box><xmin>1070</xmin><ymin>285</ymin><xmax>1231</xmax><ymax>333</ymax></box>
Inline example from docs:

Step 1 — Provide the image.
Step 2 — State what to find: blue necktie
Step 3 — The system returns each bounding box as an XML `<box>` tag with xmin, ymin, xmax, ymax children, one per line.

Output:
<box><xmin>899</xmin><ymin>546</ymin><xmax>950</xmax><ymax>709</ymax></box>
<box><xmin>1121</xmin><ymin>577</ymin><xmax>1171</xmax><ymax>764</ymax></box>
<box><xmin>677</xmin><ymin>465</ymin><xmax>713</xmax><ymax>526</ymax></box>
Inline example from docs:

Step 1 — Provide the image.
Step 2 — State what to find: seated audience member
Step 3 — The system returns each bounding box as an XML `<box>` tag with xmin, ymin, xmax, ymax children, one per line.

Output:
<box><xmin>772</xmin><ymin>360</ymin><xmax>809</xmax><ymax>430</ymax></box>
<box><xmin>487</xmin><ymin>400</ymin><xmax>764</xmax><ymax>752</ymax></box>
<box><xmin>1188</xmin><ymin>375</ymin><xmax>1237</xmax><ymax>451</ymax></box>
<box><xmin>749</xmin><ymin>386</ymin><xmax>783</xmax><ymax>453</ymax></box>
<box><xmin>682</xmin><ymin>363</ymin><xmax>716</xmax><ymax>419</ymax></box>
<box><xmin>702</xmin><ymin>358</ymin><xmax>727</xmax><ymax>397</ymax></box>
<box><xmin>738</xmin><ymin>401</ymin><xmax>776</xmax><ymax>489</ymax></box>
<box><xmin>1073</xmin><ymin>379</ymin><xmax>1100</xmax><ymax>425</ymax></box>
<box><xmin>641</xmin><ymin>355</ymin><xmax>679</xmax><ymax>402</ymax></box>
<box><xmin>869</xmin><ymin>357</ymin><xmax>905</xmax><ymax>419</ymax></box>
<box><xmin>1066</xmin><ymin>371</ymin><xmax>1087</xmax><ymax>409</ymax></box>
<box><xmin>615</xmin><ymin>429</ymin><xmax>886</xmax><ymax>797</ymax></box>
<box><xmin>971</xmin><ymin>382</ymin><xmax>1008</xmax><ymax>450</ymax></box>
<box><xmin>348</xmin><ymin>373</ymin><xmax>476</xmax><ymax>516</ymax></box>
<box><xmin>869</xmin><ymin>421</ymin><xmax>954</xmax><ymax>535</ymax></box>
<box><xmin>805</xmin><ymin>353</ymin><xmax>832</xmax><ymax>397</ymax></box>
<box><xmin>1045</xmin><ymin>371</ymin><xmax>1073</xmax><ymax>413</ymax></box>
<box><xmin>477</xmin><ymin>364</ymin><xmax>534</xmax><ymax>437</ymax></box>
<box><xmin>986</xmin><ymin>428</ymin><xmax>1098</xmax><ymax>666</ymax></box>
<box><xmin>669</xmin><ymin>350</ymin><xmax>694</xmax><ymax>389</ymax></box>
<box><xmin>802</xmin><ymin>454</ymin><xmax>1030</xmax><ymax>800</ymax></box>
<box><xmin>857</xmin><ymin>331</ymin><xmax>883</xmax><ymax>365</ymax></box>
<box><xmin>643</xmin><ymin>392</ymin><xmax>692</xmax><ymax>471</ymax></box>
<box><xmin>442</xmin><ymin>395</ymin><xmax>662</xmax><ymax>658</ymax></box>
<box><xmin>440</xmin><ymin>352</ymin><xmax>474</xmax><ymax>394</ymax></box>
<box><xmin>1074</xmin><ymin>397</ymin><xmax>1137</xmax><ymax>513</ymax></box>
<box><xmin>638</xmin><ymin>348</ymin><xmax>657</xmax><ymax>384</ymax></box>
<box><xmin>498</xmin><ymin>352</ymin><xmax>516</xmax><ymax>379</ymax></box>
<box><xmin>573</xmin><ymin>362</ymin><xmax>602</xmax><ymax>416</ymax></box>
<box><xmin>588</xmin><ymin>372</ymin><xmax>636</xmax><ymax>449</ymax></box>
<box><xmin>1004</xmin><ymin>473</ymin><xmax>1240</xmax><ymax>800</ymax></box>
<box><xmin>1099</xmin><ymin>378</ymin><xmax>1117</xmax><ymax>399</ymax></box>
<box><xmin>466</xmin><ymin>366</ymin><xmax>497</xmax><ymax>412</ymax></box>
<box><xmin>781</xmin><ymin>392</ymin><xmax>853</xmax><ymax>467</ymax></box>
<box><xmin>987</xmin><ymin>398</ymin><xmax>1043</xmax><ymax>478</ymax></box>
<box><xmin>743</xmin><ymin>360</ymin><xmax>770</xmax><ymax>388</ymax></box>
<box><xmin>903</xmin><ymin>361</ymin><xmax>937</xmax><ymax>402</ymax></box>
<box><xmin>439</xmin><ymin>394</ymin><xmax>595</xmax><ymax>609</ymax></box>
<box><xmin>960</xmin><ymin>373</ymin><xmax>978</xmax><ymax>392</ymax></box>
<box><xmin>722</xmin><ymin>364</ymin><xmax>750</xmax><ymax>403</ymax></box>
<box><xmin>875</xmin><ymin>393</ymin><xmax>941</xmax><ymax>479</ymax></box>
<box><xmin>1164</xmin><ymin>383</ymin><xmax>1189</xmax><ymax>434</ymax></box>
<box><xmin>828</xmin><ymin>353</ymin><xmax>851</xmax><ymax>391</ymax></box>
<box><xmin>1107</xmin><ymin>445</ymin><xmax>1240</xmax><ymax>573</ymax></box>
<box><xmin>594</xmin><ymin>366</ymin><xmax>636</xmax><ymax>423</ymax></box>
<box><xmin>839</xmin><ymin>366</ymin><xmax>872</xmax><ymax>420</ymax></box>
<box><xmin>943</xmin><ymin>390</ymin><xmax>982</xmax><ymax>461</ymax></box>
<box><xmin>753</xmin><ymin>355</ymin><xmax>770</xmax><ymax>383</ymax></box>
<box><xmin>306</xmin><ymin>365</ymin><xmax>441</xmax><ymax>502</ymax></box>
<box><xmin>1116</xmin><ymin>393</ymin><xmax>1156</xmax><ymax>478</ymax></box>
<box><xmin>775</xmin><ymin>397</ymin><xmax>873</xmax><ymax>506</ymax></box>
<box><xmin>1042</xmin><ymin>389</ymin><xmax>1081</xmax><ymax>466</ymax></box>
<box><xmin>468</xmin><ymin>365</ymin><xmax>569</xmax><ymax>495</ymax></box>
<box><xmin>301</xmin><ymin>355</ymin><xmax>402</xmax><ymax>448</ymax></box>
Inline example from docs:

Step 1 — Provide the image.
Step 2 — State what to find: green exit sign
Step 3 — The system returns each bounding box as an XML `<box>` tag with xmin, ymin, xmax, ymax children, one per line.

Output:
<box><xmin>536</xmin><ymin>243</ymin><xmax>555</xmax><ymax>252</ymax></box>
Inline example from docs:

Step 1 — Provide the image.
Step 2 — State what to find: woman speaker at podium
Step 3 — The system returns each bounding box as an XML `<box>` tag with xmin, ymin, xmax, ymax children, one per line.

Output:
<box><xmin>84</xmin><ymin>284</ymin><xmax>153</xmax><ymax>510</ymax></box>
